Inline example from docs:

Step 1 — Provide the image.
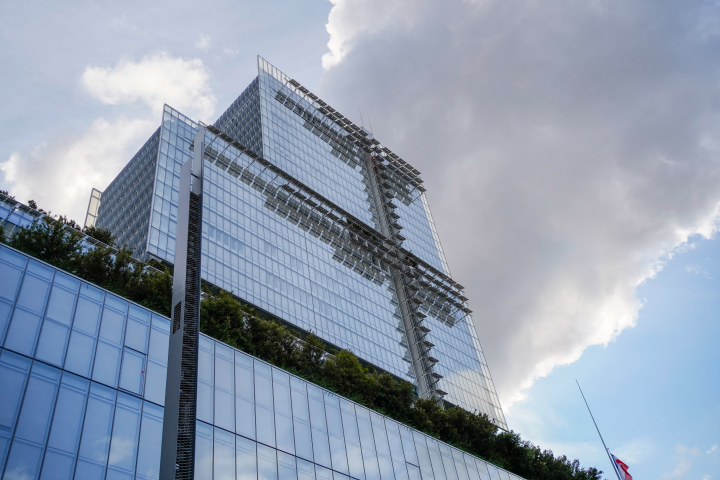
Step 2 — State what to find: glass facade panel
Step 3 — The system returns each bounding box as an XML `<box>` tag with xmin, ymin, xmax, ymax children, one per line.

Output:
<box><xmin>0</xmin><ymin>245</ymin><xmax>523</xmax><ymax>480</ymax></box>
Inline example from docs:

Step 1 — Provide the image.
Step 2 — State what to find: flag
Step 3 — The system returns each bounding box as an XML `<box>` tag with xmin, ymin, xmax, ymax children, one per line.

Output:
<box><xmin>610</xmin><ymin>453</ymin><xmax>632</xmax><ymax>480</ymax></box>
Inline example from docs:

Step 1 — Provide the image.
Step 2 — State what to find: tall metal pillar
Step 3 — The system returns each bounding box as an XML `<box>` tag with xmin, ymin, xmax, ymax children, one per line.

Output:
<box><xmin>160</xmin><ymin>127</ymin><xmax>205</xmax><ymax>480</ymax></box>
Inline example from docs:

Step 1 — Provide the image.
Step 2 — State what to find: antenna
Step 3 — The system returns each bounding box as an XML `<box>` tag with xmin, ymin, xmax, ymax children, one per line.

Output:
<box><xmin>368</xmin><ymin>117</ymin><xmax>374</xmax><ymax>136</ymax></box>
<box><xmin>576</xmin><ymin>380</ymin><xmax>622</xmax><ymax>480</ymax></box>
<box><xmin>359</xmin><ymin>110</ymin><xmax>365</xmax><ymax>129</ymax></box>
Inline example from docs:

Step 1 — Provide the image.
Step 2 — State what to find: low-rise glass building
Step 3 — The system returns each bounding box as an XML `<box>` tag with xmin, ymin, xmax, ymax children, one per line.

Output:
<box><xmin>0</xmin><ymin>245</ymin><xmax>522</xmax><ymax>480</ymax></box>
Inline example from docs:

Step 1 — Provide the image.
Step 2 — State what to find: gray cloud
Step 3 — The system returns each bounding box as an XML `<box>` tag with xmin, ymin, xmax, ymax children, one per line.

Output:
<box><xmin>317</xmin><ymin>0</ymin><xmax>720</xmax><ymax>408</ymax></box>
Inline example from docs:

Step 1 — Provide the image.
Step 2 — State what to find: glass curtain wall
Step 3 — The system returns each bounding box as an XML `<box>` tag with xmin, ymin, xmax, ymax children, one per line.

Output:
<box><xmin>0</xmin><ymin>244</ymin><xmax>521</xmax><ymax>480</ymax></box>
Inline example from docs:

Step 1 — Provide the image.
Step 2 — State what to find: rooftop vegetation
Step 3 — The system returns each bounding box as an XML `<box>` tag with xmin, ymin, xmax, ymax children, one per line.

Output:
<box><xmin>0</xmin><ymin>205</ymin><xmax>601</xmax><ymax>480</ymax></box>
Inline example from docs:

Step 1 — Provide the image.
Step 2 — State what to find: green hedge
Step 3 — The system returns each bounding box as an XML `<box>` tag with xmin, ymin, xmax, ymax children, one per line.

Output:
<box><xmin>1</xmin><ymin>214</ymin><xmax>601</xmax><ymax>480</ymax></box>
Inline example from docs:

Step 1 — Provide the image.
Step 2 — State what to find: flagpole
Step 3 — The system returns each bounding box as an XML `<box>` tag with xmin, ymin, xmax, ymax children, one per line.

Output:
<box><xmin>576</xmin><ymin>379</ymin><xmax>622</xmax><ymax>480</ymax></box>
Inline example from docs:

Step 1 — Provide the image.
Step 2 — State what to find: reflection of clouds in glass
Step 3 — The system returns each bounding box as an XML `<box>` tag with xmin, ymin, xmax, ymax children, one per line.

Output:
<box><xmin>108</xmin><ymin>437</ymin><xmax>136</xmax><ymax>465</ymax></box>
<box><xmin>4</xmin><ymin>466</ymin><xmax>34</xmax><ymax>480</ymax></box>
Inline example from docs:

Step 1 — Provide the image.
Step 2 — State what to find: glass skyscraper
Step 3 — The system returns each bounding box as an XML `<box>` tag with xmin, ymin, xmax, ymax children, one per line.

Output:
<box><xmin>93</xmin><ymin>57</ymin><xmax>506</xmax><ymax>429</ymax></box>
<box><xmin>0</xmin><ymin>243</ymin><xmax>523</xmax><ymax>480</ymax></box>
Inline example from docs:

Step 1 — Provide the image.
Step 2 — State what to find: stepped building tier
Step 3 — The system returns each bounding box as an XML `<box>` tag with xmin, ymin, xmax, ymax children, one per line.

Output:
<box><xmin>91</xmin><ymin>56</ymin><xmax>506</xmax><ymax>429</ymax></box>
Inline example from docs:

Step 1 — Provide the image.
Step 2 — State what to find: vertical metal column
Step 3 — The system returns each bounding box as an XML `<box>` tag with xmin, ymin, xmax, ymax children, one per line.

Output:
<box><xmin>160</xmin><ymin>127</ymin><xmax>205</xmax><ymax>480</ymax></box>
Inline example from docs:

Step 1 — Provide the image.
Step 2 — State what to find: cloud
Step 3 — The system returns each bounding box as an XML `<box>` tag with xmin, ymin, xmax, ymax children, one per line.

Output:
<box><xmin>1</xmin><ymin>117</ymin><xmax>154</xmax><ymax>223</ymax></box>
<box><xmin>614</xmin><ymin>437</ymin><xmax>656</xmax><ymax>464</ymax></box>
<box><xmin>82</xmin><ymin>52</ymin><xmax>215</xmax><ymax>120</ymax></box>
<box><xmin>195</xmin><ymin>34</ymin><xmax>211</xmax><ymax>50</ymax></box>
<box><xmin>1</xmin><ymin>52</ymin><xmax>216</xmax><ymax>223</ymax></box>
<box><xmin>708</xmin><ymin>444</ymin><xmax>718</xmax><ymax>457</ymax></box>
<box><xmin>317</xmin><ymin>0</ymin><xmax>720</xmax><ymax>408</ymax></box>
<box><xmin>662</xmin><ymin>444</ymin><xmax>703</xmax><ymax>479</ymax></box>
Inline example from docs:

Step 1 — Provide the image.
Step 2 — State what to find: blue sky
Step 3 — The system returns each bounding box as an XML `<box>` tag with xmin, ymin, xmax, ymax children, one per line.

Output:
<box><xmin>1</xmin><ymin>1</ymin><xmax>719</xmax><ymax>478</ymax></box>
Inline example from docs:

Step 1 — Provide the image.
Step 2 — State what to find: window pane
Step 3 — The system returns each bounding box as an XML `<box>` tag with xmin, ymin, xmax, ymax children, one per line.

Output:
<box><xmin>72</xmin><ymin>296</ymin><xmax>102</xmax><ymax>335</ymax></box>
<box><xmin>195</xmin><ymin>421</ymin><xmax>213</xmax><ymax>480</ymax></box>
<box><xmin>42</xmin><ymin>373</ymin><xmax>90</xmax><ymax>480</ymax></box>
<box><xmin>4</xmin><ymin>308</ymin><xmax>43</xmax><ymax>356</ymax></box>
<box><xmin>92</xmin><ymin>341</ymin><xmax>122</xmax><ymax>387</ymax></box>
<box><xmin>297</xmin><ymin>458</ymin><xmax>314</xmax><ymax>480</ymax></box>
<box><xmin>107</xmin><ymin>393</ymin><xmax>142</xmax><ymax>474</ymax></box>
<box><xmin>0</xmin><ymin>299</ymin><xmax>13</xmax><ymax>344</ymax></box>
<box><xmin>0</xmin><ymin>350</ymin><xmax>32</xmax><ymax>463</ymax></box>
<box><xmin>0</xmin><ymin>253</ymin><xmax>25</xmax><ymax>303</ymax></box>
<box><xmin>119</xmin><ymin>348</ymin><xmax>146</xmax><ymax>395</ymax></box>
<box><xmin>45</xmin><ymin>285</ymin><xmax>77</xmax><ymax>326</ymax></box>
<box><xmin>35</xmin><ymin>319</ymin><xmax>71</xmax><ymax>367</ymax></box>
<box><xmin>215</xmin><ymin>343</ymin><xmax>235</xmax><ymax>431</ymax></box>
<box><xmin>64</xmin><ymin>330</ymin><xmax>96</xmax><ymax>378</ymax></box>
<box><xmin>125</xmin><ymin>318</ymin><xmax>150</xmax><ymax>354</ymax></box>
<box><xmin>136</xmin><ymin>402</ymin><xmax>164</xmax><ymax>480</ymax></box>
<box><xmin>273</xmin><ymin>369</ymin><xmax>294</xmax><ymax>455</ymax></box>
<box><xmin>16</xmin><ymin>271</ymin><xmax>51</xmax><ymax>313</ymax></box>
<box><xmin>258</xmin><ymin>443</ymin><xmax>278</xmax><ymax>480</ymax></box>
<box><xmin>76</xmin><ymin>383</ymin><xmax>117</xmax><ymax>479</ymax></box>
<box><xmin>278</xmin><ymin>450</ymin><xmax>297</xmax><ymax>480</ymax></box>
<box><xmin>236</xmin><ymin>434</ymin><xmax>257</xmax><ymax>480</ymax></box>
<box><xmin>255</xmin><ymin>363</ymin><xmax>275</xmax><ymax>448</ymax></box>
<box><xmin>214</xmin><ymin>427</ymin><xmax>236</xmax><ymax>480</ymax></box>
<box><xmin>235</xmin><ymin>352</ymin><xmax>255</xmax><ymax>439</ymax></box>
<box><xmin>197</xmin><ymin>337</ymin><xmax>214</xmax><ymax>423</ymax></box>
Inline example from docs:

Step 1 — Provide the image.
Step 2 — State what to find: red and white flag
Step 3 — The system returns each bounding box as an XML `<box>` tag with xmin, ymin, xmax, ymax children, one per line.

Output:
<box><xmin>610</xmin><ymin>453</ymin><xmax>632</xmax><ymax>480</ymax></box>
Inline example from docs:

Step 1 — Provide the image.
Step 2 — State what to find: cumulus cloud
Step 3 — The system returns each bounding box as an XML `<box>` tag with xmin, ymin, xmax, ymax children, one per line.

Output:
<box><xmin>195</xmin><ymin>34</ymin><xmax>211</xmax><ymax>50</ymax></box>
<box><xmin>82</xmin><ymin>52</ymin><xmax>215</xmax><ymax>120</ymax></box>
<box><xmin>662</xmin><ymin>444</ymin><xmax>703</xmax><ymax>479</ymax></box>
<box><xmin>1</xmin><ymin>52</ymin><xmax>216</xmax><ymax>223</ymax></box>
<box><xmin>1</xmin><ymin>118</ymin><xmax>154</xmax><ymax>222</ymax></box>
<box><xmin>317</xmin><ymin>0</ymin><xmax>720</xmax><ymax>408</ymax></box>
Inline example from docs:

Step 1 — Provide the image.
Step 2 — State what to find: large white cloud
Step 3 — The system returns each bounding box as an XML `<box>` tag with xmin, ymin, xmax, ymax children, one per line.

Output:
<box><xmin>1</xmin><ymin>52</ymin><xmax>216</xmax><ymax>222</ymax></box>
<box><xmin>82</xmin><ymin>52</ymin><xmax>216</xmax><ymax>120</ymax></box>
<box><xmin>317</xmin><ymin>0</ymin><xmax>720</xmax><ymax>408</ymax></box>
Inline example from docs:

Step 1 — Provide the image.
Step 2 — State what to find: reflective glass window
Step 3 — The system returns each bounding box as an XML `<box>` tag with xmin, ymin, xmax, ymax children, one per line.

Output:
<box><xmin>237</xmin><ymin>434</ymin><xmax>257</xmax><ymax>480</ymax></box>
<box><xmin>399</xmin><ymin>426</ymin><xmax>418</xmax><ymax>466</ymax></box>
<box><xmin>258</xmin><ymin>443</ymin><xmax>278</xmax><ymax>480</ymax></box>
<box><xmin>290</xmin><ymin>377</ymin><xmax>312</xmax><ymax>462</ymax></box>
<box><xmin>307</xmin><ymin>385</ymin><xmax>331</xmax><ymax>468</ymax></box>
<box><xmin>126</xmin><ymin>304</ymin><xmax>151</xmax><ymax>354</ymax></box>
<box><xmin>0</xmin><ymin>247</ymin><xmax>27</xmax><ymax>305</ymax></box>
<box><xmin>235</xmin><ymin>351</ymin><xmax>255</xmax><ymax>440</ymax></box>
<box><xmin>214</xmin><ymin>426</ymin><xmax>236</xmax><ymax>480</ymax></box>
<box><xmin>215</xmin><ymin>342</ymin><xmax>235</xmax><ymax>432</ymax></box>
<box><xmin>278</xmin><ymin>450</ymin><xmax>298</xmax><ymax>480</ymax></box>
<box><xmin>197</xmin><ymin>336</ymin><xmax>215</xmax><ymax>423</ymax></box>
<box><xmin>297</xmin><ymin>458</ymin><xmax>315</xmax><ymax>480</ymax></box>
<box><xmin>42</xmin><ymin>373</ymin><xmax>90</xmax><ymax>480</ymax></box>
<box><xmin>195</xmin><ymin>421</ymin><xmax>213</xmax><ymax>479</ymax></box>
<box><xmin>273</xmin><ymin>368</ymin><xmax>294</xmax><ymax>455</ymax></box>
<box><xmin>76</xmin><ymin>382</ymin><xmax>117</xmax><ymax>479</ymax></box>
<box><xmin>107</xmin><ymin>393</ymin><xmax>142</xmax><ymax>477</ymax></box>
<box><xmin>324</xmin><ymin>392</ymin><xmax>348</xmax><ymax>474</ymax></box>
<box><xmin>316</xmin><ymin>465</ymin><xmax>334</xmax><ymax>480</ymax></box>
<box><xmin>145</xmin><ymin>315</ymin><xmax>170</xmax><ymax>406</ymax></box>
<box><xmin>0</xmin><ymin>299</ymin><xmax>13</xmax><ymax>345</ymax></box>
<box><xmin>119</xmin><ymin>347</ymin><xmax>146</xmax><ymax>395</ymax></box>
<box><xmin>4</xmin><ymin>362</ymin><xmax>61</xmax><ymax>480</ymax></box>
<box><xmin>15</xmin><ymin>262</ymin><xmax>52</xmax><ymax>313</ymax></box>
<box><xmin>0</xmin><ymin>350</ymin><xmax>32</xmax><ymax>466</ymax></box>
<box><xmin>4</xmin><ymin>308</ymin><xmax>43</xmax><ymax>357</ymax></box>
<box><xmin>92</xmin><ymin>304</ymin><xmax>127</xmax><ymax>387</ymax></box>
<box><xmin>136</xmin><ymin>402</ymin><xmax>164</xmax><ymax>480</ymax></box>
<box><xmin>412</xmin><ymin>434</ymin><xmax>433</xmax><ymax>480</ymax></box>
<box><xmin>255</xmin><ymin>362</ymin><xmax>275</xmax><ymax>448</ymax></box>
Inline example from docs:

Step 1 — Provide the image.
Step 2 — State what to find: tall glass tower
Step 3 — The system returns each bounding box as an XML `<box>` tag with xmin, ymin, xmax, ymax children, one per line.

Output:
<box><xmin>94</xmin><ymin>57</ymin><xmax>506</xmax><ymax>429</ymax></box>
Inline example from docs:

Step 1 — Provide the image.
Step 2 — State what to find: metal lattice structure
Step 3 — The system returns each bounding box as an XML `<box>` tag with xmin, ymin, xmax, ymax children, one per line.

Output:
<box><xmin>160</xmin><ymin>128</ymin><xmax>205</xmax><ymax>480</ymax></box>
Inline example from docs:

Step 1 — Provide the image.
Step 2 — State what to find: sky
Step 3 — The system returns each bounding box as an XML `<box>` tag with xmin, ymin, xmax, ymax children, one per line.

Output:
<box><xmin>1</xmin><ymin>0</ymin><xmax>718</xmax><ymax>478</ymax></box>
